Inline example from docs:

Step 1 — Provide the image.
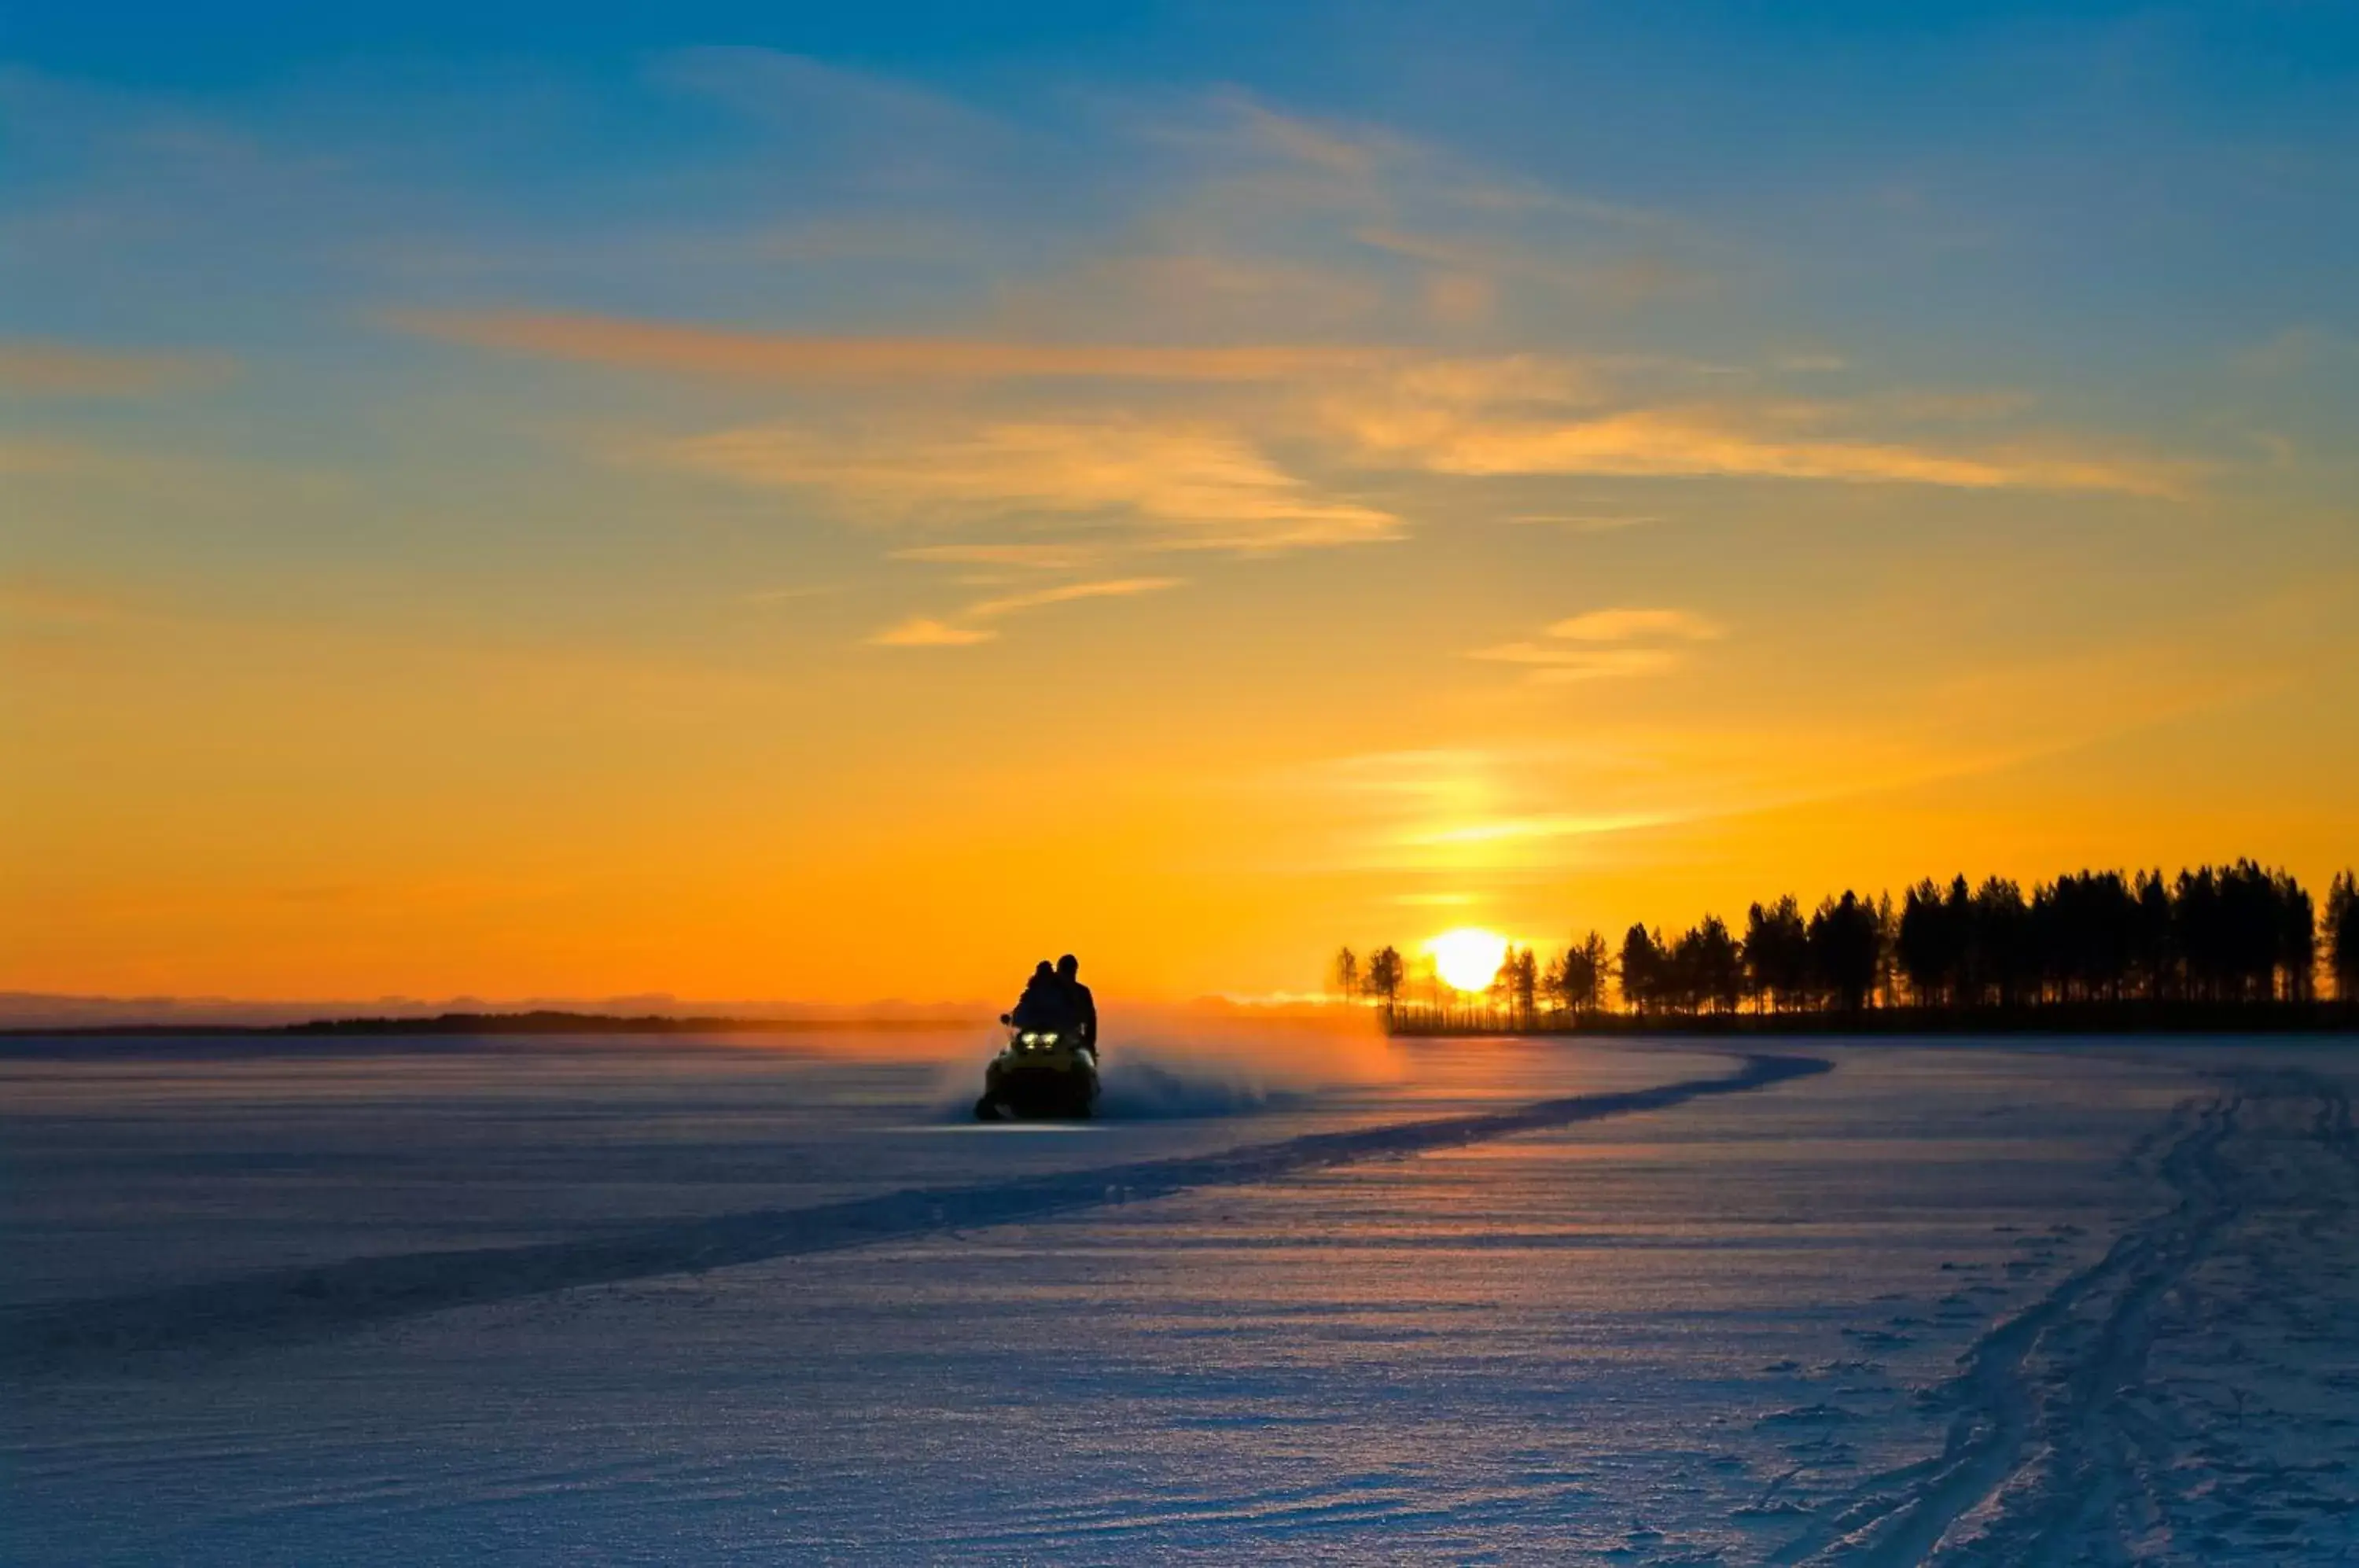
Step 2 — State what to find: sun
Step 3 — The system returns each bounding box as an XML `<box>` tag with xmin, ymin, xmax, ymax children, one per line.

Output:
<box><xmin>1427</xmin><ymin>927</ymin><xmax>1511</xmax><ymax>993</ymax></box>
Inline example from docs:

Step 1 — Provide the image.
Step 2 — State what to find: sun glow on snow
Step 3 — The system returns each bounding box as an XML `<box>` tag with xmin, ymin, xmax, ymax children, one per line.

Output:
<box><xmin>1427</xmin><ymin>927</ymin><xmax>1511</xmax><ymax>993</ymax></box>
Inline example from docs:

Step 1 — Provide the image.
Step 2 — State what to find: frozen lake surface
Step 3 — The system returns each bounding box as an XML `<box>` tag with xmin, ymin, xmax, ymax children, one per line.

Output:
<box><xmin>6</xmin><ymin>1029</ymin><xmax>2358</xmax><ymax>1562</ymax></box>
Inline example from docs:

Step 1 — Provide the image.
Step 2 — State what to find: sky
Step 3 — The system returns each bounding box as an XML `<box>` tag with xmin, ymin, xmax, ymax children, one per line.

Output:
<box><xmin>5</xmin><ymin>2</ymin><xmax>2357</xmax><ymax>1005</ymax></box>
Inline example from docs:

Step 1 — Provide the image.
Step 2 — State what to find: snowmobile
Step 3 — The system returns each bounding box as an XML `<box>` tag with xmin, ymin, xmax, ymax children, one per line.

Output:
<box><xmin>974</xmin><ymin>1013</ymin><xmax>1099</xmax><ymax>1121</ymax></box>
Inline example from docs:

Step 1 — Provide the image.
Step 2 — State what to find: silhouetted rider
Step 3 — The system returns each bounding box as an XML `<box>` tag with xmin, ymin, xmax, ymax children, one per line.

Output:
<box><xmin>1010</xmin><ymin>959</ymin><xmax>1062</xmax><ymax>1031</ymax></box>
<box><xmin>1055</xmin><ymin>954</ymin><xmax>1097</xmax><ymax>1052</ymax></box>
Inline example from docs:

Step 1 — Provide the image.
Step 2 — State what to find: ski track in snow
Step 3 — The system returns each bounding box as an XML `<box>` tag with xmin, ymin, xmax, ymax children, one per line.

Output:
<box><xmin>1773</xmin><ymin>1066</ymin><xmax>2359</xmax><ymax>1566</ymax></box>
<box><xmin>1</xmin><ymin>1050</ymin><xmax>1828</xmax><ymax>1376</ymax></box>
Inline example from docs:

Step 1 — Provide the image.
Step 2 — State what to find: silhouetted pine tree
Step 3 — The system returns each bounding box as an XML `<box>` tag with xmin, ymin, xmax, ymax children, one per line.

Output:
<box><xmin>1875</xmin><ymin>893</ymin><xmax>1901</xmax><ymax>1007</ymax></box>
<box><xmin>2278</xmin><ymin>872</ymin><xmax>2317</xmax><ymax>1003</ymax></box>
<box><xmin>1743</xmin><ymin>896</ymin><xmax>1812</xmax><ymax>1013</ymax></box>
<box><xmin>1678</xmin><ymin>915</ymin><xmax>1743</xmax><ymax>1014</ymax></box>
<box><xmin>2329</xmin><ymin>872</ymin><xmax>2359</xmax><ymax>1002</ymax></box>
<box><xmin>1619</xmin><ymin>925</ymin><xmax>1667</xmax><ymax>1015</ymax></box>
<box><xmin>1545</xmin><ymin>932</ymin><xmax>1613</xmax><ymax>1014</ymax></box>
<box><xmin>1808</xmin><ymin>892</ymin><xmax>1882</xmax><ymax>1013</ymax></box>
<box><xmin>1897</xmin><ymin>879</ymin><xmax>1960</xmax><ymax>1007</ymax></box>
<box><xmin>1970</xmin><ymin>878</ymin><xmax>2035</xmax><ymax>1007</ymax></box>
<box><xmin>2172</xmin><ymin>862</ymin><xmax>2310</xmax><ymax>1003</ymax></box>
<box><xmin>1663</xmin><ymin>926</ymin><xmax>1702</xmax><ymax>1013</ymax></box>
<box><xmin>1364</xmin><ymin>945</ymin><xmax>1404</xmax><ymax>1020</ymax></box>
<box><xmin>1492</xmin><ymin>946</ymin><xmax>1539</xmax><ymax>1025</ymax></box>
<box><xmin>2034</xmin><ymin>871</ymin><xmax>2136</xmax><ymax>1002</ymax></box>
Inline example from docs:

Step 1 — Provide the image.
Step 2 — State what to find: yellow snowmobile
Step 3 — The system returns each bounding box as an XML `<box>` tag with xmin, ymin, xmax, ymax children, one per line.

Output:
<box><xmin>974</xmin><ymin>1014</ymin><xmax>1099</xmax><ymax>1121</ymax></box>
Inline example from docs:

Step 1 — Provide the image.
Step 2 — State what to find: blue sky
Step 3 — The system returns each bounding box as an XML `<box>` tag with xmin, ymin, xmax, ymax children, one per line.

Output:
<box><xmin>5</xmin><ymin>2</ymin><xmax>2357</xmax><ymax>999</ymax></box>
<box><xmin>9</xmin><ymin>5</ymin><xmax>2354</xmax><ymax>389</ymax></box>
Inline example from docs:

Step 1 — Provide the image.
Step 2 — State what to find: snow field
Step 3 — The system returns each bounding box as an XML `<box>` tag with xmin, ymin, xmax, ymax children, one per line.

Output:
<box><xmin>5</xmin><ymin>1033</ymin><xmax>2354</xmax><ymax>1562</ymax></box>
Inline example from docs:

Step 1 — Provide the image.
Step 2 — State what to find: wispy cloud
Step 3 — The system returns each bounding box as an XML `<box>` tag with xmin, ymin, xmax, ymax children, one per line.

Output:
<box><xmin>1172</xmin><ymin>90</ymin><xmax>1662</xmax><ymax>230</ymax></box>
<box><xmin>2233</xmin><ymin>325</ymin><xmax>2345</xmax><ymax>379</ymax></box>
<box><xmin>650</xmin><ymin>46</ymin><xmax>988</xmax><ymax>137</ymax></box>
<box><xmin>1548</xmin><ymin>608</ymin><xmax>1724</xmax><ymax>642</ymax></box>
<box><xmin>1466</xmin><ymin>644</ymin><xmax>1687</xmax><ymax>682</ymax></box>
<box><xmin>1268</xmin><ymin>740</ymin><xmax>1695</xmax><ymax>876</ymax></box>
<box><xmin>867</xmin><ymin>576</ymin><xmax>1183</xmax><ymax>649</ymax></box>
<box><xmin>644</xmin><ymin>47</ymin><xmax>1012</xmax><ymax>194</ymax></box>
<box><xmin>889</xmin><ymin>543</ymin><xmax>1098</xmax><ymax>569</ymax></box>
<box><xmin>1353</xmin><ymin>226</ymin><xmax>1709</xmax><ymax>311</ymax></box>
<box><xmin>1217</xmin><ymin>94</ymin><xmax>1393</xmax><ymax>180</ymax></box>
<box><xmin>1510</xmin><ymin>513</ymin><xmax>1659</xmax><ymax>531</ymax></box>
<box><xmin>989</xmin><ymin>251</ymin><xmax>1389</xmax><ymax>340</ymax></box>
<box><xmin>0</xmin><ymin>572</ymin><xmax>138</xmax><ymax>625</ymax></box>
<box><xmin>1470</xmin><ymin>605</ymin><xmax>1726</xmax><ymax>683</ymax></box>
<box><xmin>1297</xmin><ymin>613</ymin><xmax>2298</xmax><ymax>880</ymax></box>
<box><xmin>403</xmin><ymin>309</ymin><xmax>2181</xmax><ymax>500</ymax></box>
<box><xmin>1336</xmin><ymin>397</ymin><xmax>2187</xmax><ymax>497</ymax></box>
<box><xmin>390</xmin><ymin>311</ymin><xmax>1392</xmax><ymax>385</ymax></box>
<box><xmin>0</xmin><ymin>340</ymin><xmax>231</xmax><ymax>397</ymax></box>
<box><xmin>1284</xmin><ymin>747</ymin><xmax>1510</xmax><ymax>804</ymax></box>
<box><xmin>671</xmin><ymin>417</ymin><xmax>1401</xmax><ymax>552</ymax></box>
<box><xmin>0</xmin><ymin>436</ymin><xmax>85</xmax><ymax>473</ymax></box>
<box><xmin>1397</xmin><ymin>811</ymin><xmax>1670</xmax><ymax>846</ymax></box>
<box><xmin>867</xmin><ymin>617</ymin><xmax>996</xmax><ymax>648</ymax></box>
<box><xmin>966</xmin><ymin>576</ymin><xmax>1183</xmax><ymax>618</ymax></box>
<box><xmin>1121</xmin><ymin>91</ymin><xmax>1698</xmax><ymax>339</ymax></box>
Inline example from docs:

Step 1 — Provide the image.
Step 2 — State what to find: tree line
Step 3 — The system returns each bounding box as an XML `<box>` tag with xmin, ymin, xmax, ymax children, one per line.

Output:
<box><xmin>1335</xmin><ymin>861</ymin><xmax>2359</xmax><ymax>1026</ymax></box>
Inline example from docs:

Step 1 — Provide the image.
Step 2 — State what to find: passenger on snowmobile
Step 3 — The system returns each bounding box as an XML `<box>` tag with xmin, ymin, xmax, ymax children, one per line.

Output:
<box><xmin>1010</xmin><ymin>959</ymin><xmax>1062</xmax><ymax>1031</ymax></box>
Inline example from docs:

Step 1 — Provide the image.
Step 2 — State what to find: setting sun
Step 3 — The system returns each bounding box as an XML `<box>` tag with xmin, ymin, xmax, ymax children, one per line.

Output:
<box><xmin>1427</xmin><ymin>928</ymin><xmax>1511</xmax><ymax>994</ymax></box>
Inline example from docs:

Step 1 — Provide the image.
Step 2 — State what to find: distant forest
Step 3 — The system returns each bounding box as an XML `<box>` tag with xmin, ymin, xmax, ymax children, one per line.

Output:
<box><xmin>1338</xmin><ymin>863</ymin><xmax>2359</xmax><ymax>1032</ymax></box>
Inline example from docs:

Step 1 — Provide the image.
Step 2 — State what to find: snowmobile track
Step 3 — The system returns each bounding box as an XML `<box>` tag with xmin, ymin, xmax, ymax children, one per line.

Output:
<box><xmin>1779</xmin><ymin>1068</ymin><xmax>2357</xmax><ymax>1566</ymax></box>
<box><xmin>1</xmin><ymin>1050</ymin><xmax>1828</xmax><ymax>1377</ymax></box>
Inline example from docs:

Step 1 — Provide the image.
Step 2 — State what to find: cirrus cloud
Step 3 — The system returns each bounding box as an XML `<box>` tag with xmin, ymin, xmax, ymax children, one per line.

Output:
<box><xmin>0</xmin><ymin>340</ymin><xmax>233</xmax><ymax>398</ymax></box>
<box><xmin>1548</xmin><ymin>607</ymin><xmax>1725</xmax><ymax>642</ymax></box>
<box><xmin>1470</xmin><ymin>605</ymin><xmax>1728</xmax><ymax>683</ymax></box>
<box><xmin>1334</xmin><ymin>398</ymin><xmax>2187</xmax><ymax>498</ymax></box>
<box><xmin>1465</xmin><ymin>644</ymin><xmax>1687</xmax><ymax>683</ymax></box>
<box><xmin>393</xmin><ymin>305</ymin><xmax>2192</xmax><ymax>506</ymax></box>
<box><xmin>965</xmin><ymin>576</ymin><xmax>1183</xmax><ymax>619</ymax></box>
<box><xmin>867</xmin><ymin>575</ymin><xmax>1183</xmax><ymax>650</ymax></box>
<box><xmin>889</xmin><ymin>543</ymin><xmax>1097</xmax><ymax>569</ymax></box>
<box><xmin>868</xmin><ymin>617</ymin><xmax>997</xmax><ymax>648</ymax></box>
<box><xmin>389</xmin><ymin>311</ymin><xmax>1393</xmax><ymax>385</ymax></box>
<box><xmin>669</xmin><ymin>416</ymin><xmax>1401</xmax><ymax>554</ymax></box>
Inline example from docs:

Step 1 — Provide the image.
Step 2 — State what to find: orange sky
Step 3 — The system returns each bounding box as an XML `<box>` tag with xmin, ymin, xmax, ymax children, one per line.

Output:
<box><xmin>6</xmin><ymin>44</ymin><xmax>2357</xmax><ymax>1006</ymax></box>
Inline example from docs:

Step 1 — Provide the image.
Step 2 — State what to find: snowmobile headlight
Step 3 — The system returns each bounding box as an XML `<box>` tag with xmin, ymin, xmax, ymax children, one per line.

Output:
<box><xmin>1021</xmin><ymin>1032</ymin><xmax>1040</xmax><ymax>1046</ymax></box>
<box><xmin>1040</xmin><ymin>1032</ymin><xmax>1059</xmax><ymax>1046</ymax></box>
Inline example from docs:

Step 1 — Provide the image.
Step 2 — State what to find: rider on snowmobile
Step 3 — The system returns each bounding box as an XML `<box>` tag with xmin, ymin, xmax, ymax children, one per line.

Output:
<box><xmin>1054</xmin><ymin>954</ymin><xmax>1096</xmax><ymax>1052</ymax></box>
